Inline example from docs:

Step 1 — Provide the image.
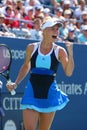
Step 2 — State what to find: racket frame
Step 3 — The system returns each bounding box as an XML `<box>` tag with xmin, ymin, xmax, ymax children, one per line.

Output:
<box><xmin>0</xmin><ymin>44</ymin><xmax>16</xmax><ymax>95</ymax></box>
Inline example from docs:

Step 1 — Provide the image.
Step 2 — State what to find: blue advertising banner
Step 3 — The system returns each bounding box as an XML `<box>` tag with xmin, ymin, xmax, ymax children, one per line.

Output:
<box><xmin>0</xmin><ymin>37</ymin><xmax>87</xmax><ymax>130</ymax></box>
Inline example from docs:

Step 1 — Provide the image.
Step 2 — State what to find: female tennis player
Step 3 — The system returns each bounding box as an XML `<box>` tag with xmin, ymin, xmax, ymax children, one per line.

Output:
<box><xmin>6</xmin><ymin>18</ymin><xmax>74</xmax><ymax>130</ymax></box>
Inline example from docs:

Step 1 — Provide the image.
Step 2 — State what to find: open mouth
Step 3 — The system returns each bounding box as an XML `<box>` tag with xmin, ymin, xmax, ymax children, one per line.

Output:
<box><xmin>52</xmin><ymin>35</ymin><xmax>57</xmax><ymax>39</ymax></box>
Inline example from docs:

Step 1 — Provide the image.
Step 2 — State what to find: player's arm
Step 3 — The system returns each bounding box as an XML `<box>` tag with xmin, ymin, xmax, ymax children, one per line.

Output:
<box><xmin>58</xmin><ymin>42</ymin><xmax>74</xmax><ymax>77</ymax></box>
<box><xmin>6</xmin><ymin>44</ymin><xmax>34</xmax><ymax>92</ymax></box>
<box><xmin>15</xmin><ymin>44</ymin><xmax>34</xmax><ymax>85</ymax></box>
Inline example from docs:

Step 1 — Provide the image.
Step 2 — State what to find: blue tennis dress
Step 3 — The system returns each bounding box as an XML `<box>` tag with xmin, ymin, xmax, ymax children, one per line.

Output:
<box><xmin>21</xmin><ymin>42</ymin><xmax>69</xmax><ymax>113</ymax></box>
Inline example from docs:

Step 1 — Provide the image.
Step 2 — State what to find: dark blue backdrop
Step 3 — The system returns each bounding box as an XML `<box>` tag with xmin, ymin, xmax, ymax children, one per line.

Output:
<box><xmin>0</xmin><ymin>37</ymin><xmax>87</xmax><ymax>130</ymax></box>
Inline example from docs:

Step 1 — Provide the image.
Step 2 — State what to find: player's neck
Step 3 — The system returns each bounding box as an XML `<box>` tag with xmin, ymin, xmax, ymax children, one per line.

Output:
<box><xmin>41</xmin><ymin>39</ymin><xmax>53</xmax><ymax>47</ymax></box>
<box><xmin>41</xmin><ymin>41</ymin><xmax>53</xmax><ymax>48</ymax></box>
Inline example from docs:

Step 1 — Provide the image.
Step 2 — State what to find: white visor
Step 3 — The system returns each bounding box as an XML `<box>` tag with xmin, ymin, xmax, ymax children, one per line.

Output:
<box><xmin>41</xmin><ymin>18</ymin><xmax>63</xmax><ymax>30</ymax></box>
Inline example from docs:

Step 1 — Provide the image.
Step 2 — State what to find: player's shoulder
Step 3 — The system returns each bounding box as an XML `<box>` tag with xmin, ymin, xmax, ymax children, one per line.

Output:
<box><xmin>26</xmin><ymin>42</ymin><xmax>40</xmax><ymax>54</ymax></box>
<box><xmin>27</xmin><ymin>42</ymin><xmax>40</xmax><ymax>49</ymax></box>
<box><xmin>27</xmin><ymin>42</ymin><xmax>40</xmax><ymax>47</ymax></box>
<box><xmin>53</xmin><ymin>43</ymin><xmax>65</xmax><ymax>51</ymax></box>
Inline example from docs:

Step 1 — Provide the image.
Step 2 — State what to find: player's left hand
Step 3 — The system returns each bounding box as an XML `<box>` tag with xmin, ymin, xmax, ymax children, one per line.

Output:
<box><xmin>65</xmin><ymin>41</ymin><xmax>73</xmax><ymax>56</ymax></box>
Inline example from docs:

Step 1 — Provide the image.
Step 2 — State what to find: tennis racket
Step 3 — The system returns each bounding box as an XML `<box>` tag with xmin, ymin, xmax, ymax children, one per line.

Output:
<box><xmin>0</xmin><ymin>44</ymin><xmax>16</xmax><ymax>95</ymax></box>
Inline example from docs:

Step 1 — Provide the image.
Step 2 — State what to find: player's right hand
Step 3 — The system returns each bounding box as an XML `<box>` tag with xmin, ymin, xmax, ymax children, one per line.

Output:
<box><xmin>6</xmin><ymin>82</ymin><xmax>17</xmax><ymax>92</ymax></box>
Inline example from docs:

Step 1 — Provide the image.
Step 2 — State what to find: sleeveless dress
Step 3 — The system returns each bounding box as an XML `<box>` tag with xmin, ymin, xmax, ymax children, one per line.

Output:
<box><xmin>20</xmin><ymin>42</ymin><xmax>69</xmax><ymax>113</ymax></box>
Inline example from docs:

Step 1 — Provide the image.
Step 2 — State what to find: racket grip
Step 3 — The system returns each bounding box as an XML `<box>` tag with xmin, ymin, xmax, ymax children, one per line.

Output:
<box><xmin>11</xmin><ymin>89</ymin><xmax>16</xmax><ymax>95</ymax></box>
<box><xmin>7</xmin><ymin>80</ymin><xmax>16</xmax><ymax>95</ymax></box>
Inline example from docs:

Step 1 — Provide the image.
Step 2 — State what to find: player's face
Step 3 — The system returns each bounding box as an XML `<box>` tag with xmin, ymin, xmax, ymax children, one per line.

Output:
<box><xmin>51</xmin><ymin>24</ymin><xmax>59</xmax><ymax>39</ymax></box>
<box><xmin>43</xmin><ymin>24</ymin><xmax>59</xmax><ymax>41</ymax></box>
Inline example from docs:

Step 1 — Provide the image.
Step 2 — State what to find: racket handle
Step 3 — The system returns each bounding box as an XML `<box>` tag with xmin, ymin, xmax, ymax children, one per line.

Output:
<box><xmin>7</xmin><ymin>80</ymin><xmax>16</xmax><ymax>95</ymax></box>
<box><xmin>11</xmin><ymin>89</ymin><xmax>16</xmax><ymax>95</ymax></box>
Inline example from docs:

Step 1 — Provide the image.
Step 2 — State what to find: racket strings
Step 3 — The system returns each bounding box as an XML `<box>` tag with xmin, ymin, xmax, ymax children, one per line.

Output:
<box><xmin>0</xmin><ymin>46</ymin><xmax>11</xmax><ymax>73</ymax></box>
